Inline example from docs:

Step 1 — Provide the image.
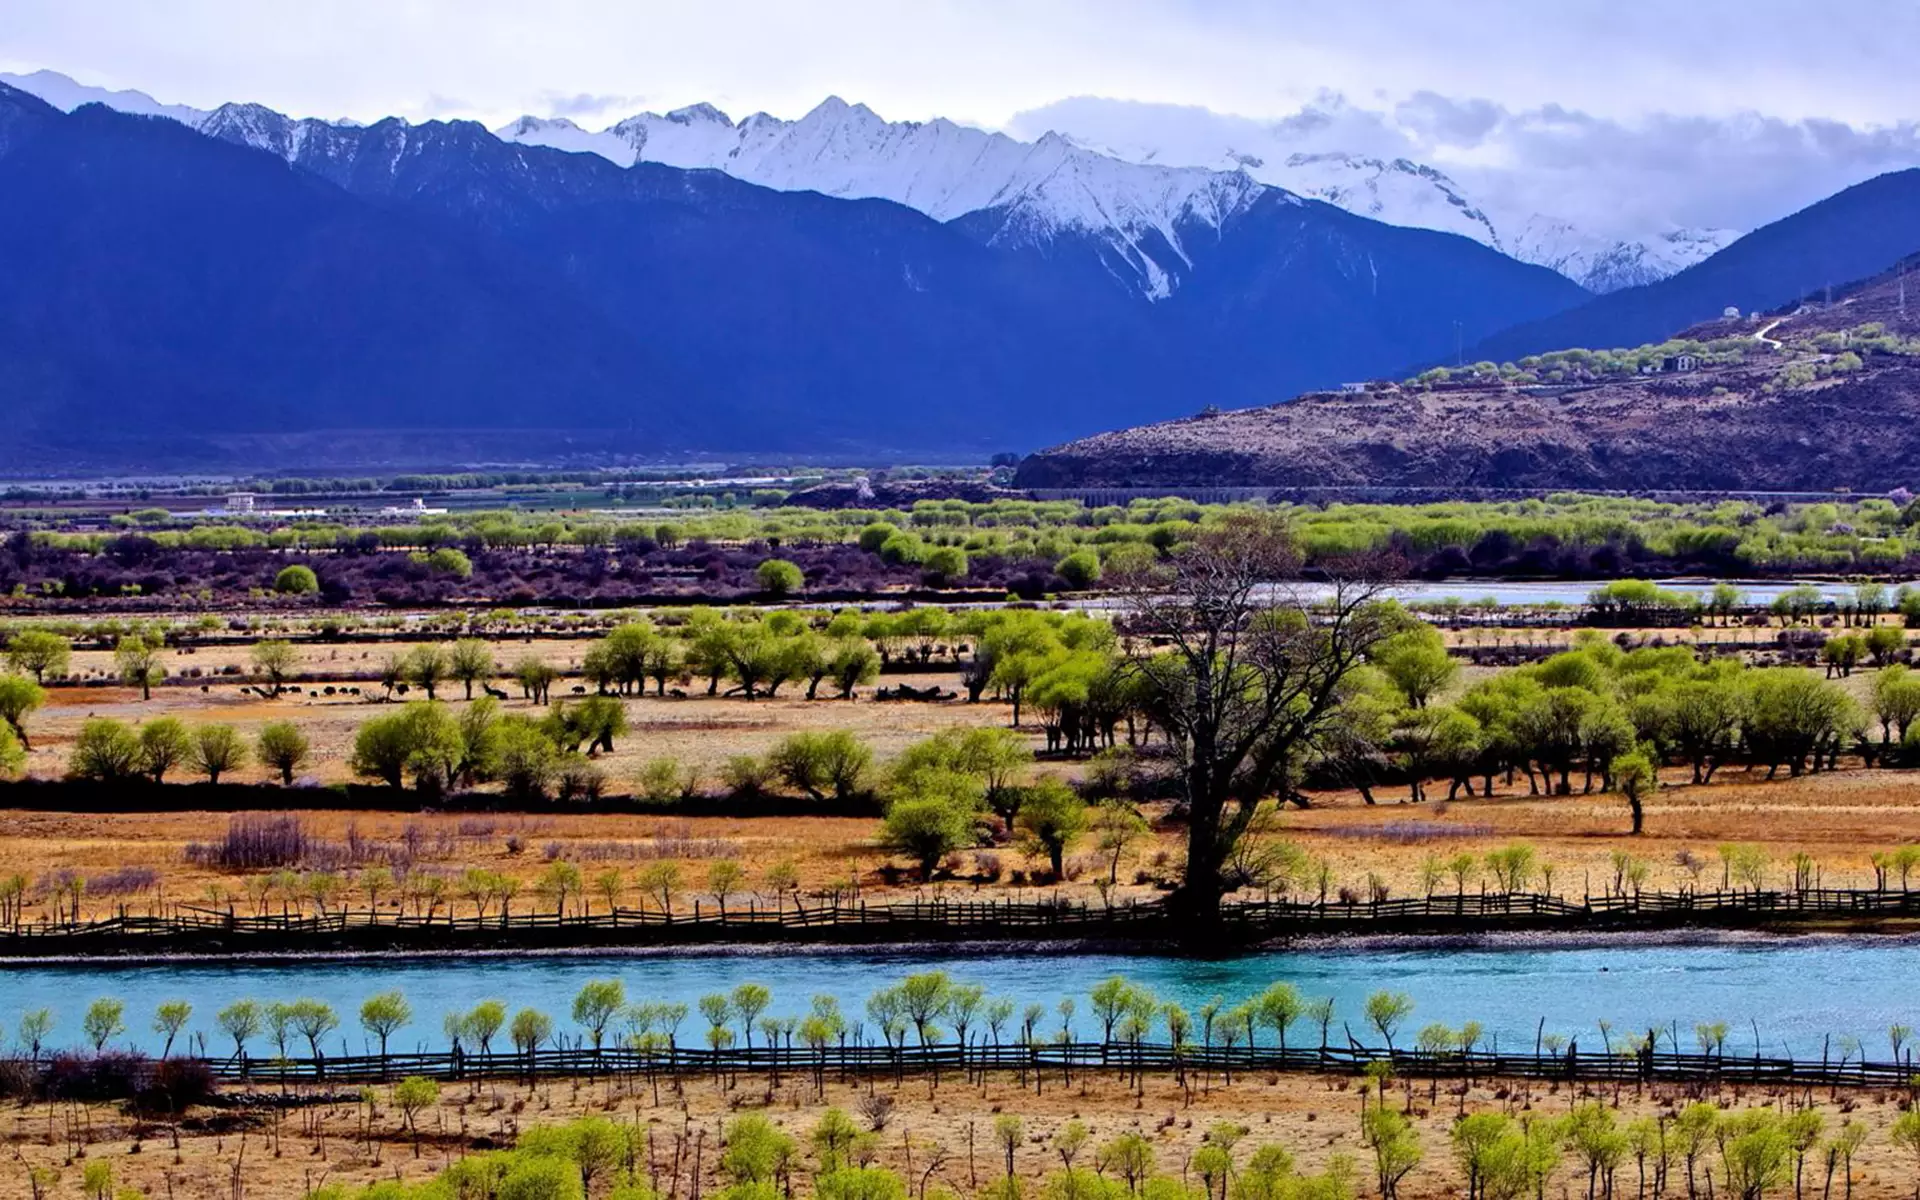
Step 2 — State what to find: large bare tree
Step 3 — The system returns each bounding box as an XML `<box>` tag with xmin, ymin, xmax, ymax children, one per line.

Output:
<box><xmin>1120</xmin><ymin>515</ymin><xmax>1397</xmax><ymax>930</ymax></box>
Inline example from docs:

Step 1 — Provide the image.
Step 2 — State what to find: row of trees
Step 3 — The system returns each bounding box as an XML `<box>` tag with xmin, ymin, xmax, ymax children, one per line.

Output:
<box><xmin>32</xmin><ymin>969</ymin><xmax>1920</xmax><ymax>1200</ymax></box>
<box><xmin>1320</xmin><ymin>630</ymin><xmax>1884</xmax><ymax>833</ymax></box>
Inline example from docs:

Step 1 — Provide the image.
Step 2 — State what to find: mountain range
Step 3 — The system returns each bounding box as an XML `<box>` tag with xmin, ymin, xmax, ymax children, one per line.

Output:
<box><xmin>0</xmin><ymin>69</ymin><xmax>1732</xmax><ymax>295</ymax></box>
<box><xmin>0</xmin><ymin>77</ymin><xmax>1588</xmax><ymax>467</ymax></box>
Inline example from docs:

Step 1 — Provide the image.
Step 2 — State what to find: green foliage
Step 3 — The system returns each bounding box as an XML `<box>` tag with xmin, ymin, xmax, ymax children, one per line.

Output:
<box><xmin>359</xmin><ymin>990</ymin><xmax>412</xmax><ymax>1056</ymax></box>
<box><xmin>137</xmin><ymin>717</ymin><xmax>192</xmax><ymax>783</ymax></box>
<box><xmin>82</xmin><ymin>997</ymin><xmax>125</xmax><ymax>1050</ymax></box>
<box><xmin>0</xmin><ymin>672</ymin><xmax>43</xmax><ymax>751</ymax></box>
<box><xmin>69</xmin><ymin>718</ymin><xmax>143</xmax><ymax>782</ymax></box>
<box><xmin>768</xmin><ymin>730</ymin><xmax>874</xmax><ymax>802</ymax></box>
<box><xmin>273</xmin><ymin>564</ymin><xmax>320</xmax><ymax>595</ymax></box>
<box><xmin>351</xmin><ymin>702</ymin><xmax>464</xmax><ymax>791</ymax></box>
<box><xmin>880</xmin><ymin>769</ymin><xmax>983</xmax><ymax>879</ymax></box>
<box><xmin>1014</xmin><ymin>777</ymin><xmax>1090</xmax><ymax>878</ymax></box>
<box><xmin>1055</xmin><ymin>550</ymin><xmax>1102</xmax><ymax>589</ymax></box>
<box><xmin>256</xmin><ymin>720</ymin><xmax>311</xmax><ymax>785</ymax></box>
<box><xmin>5</xmin><ymin>630</ymin><xmax>70</xmax><ymax>682</ymax></box>
<box><xmin>190</xmin><ymin>723</ymin><xmax>248</xmax><ymax>784</ymax></box>
<box><xmin>755</xmin><ymin>558</ymin><xmax>805</xmax><ymax>596</ymax></box>
<box><xmin>923</xmin><ymin>545</ymin><xmax>969</xmax><ymax>581</ymax></box>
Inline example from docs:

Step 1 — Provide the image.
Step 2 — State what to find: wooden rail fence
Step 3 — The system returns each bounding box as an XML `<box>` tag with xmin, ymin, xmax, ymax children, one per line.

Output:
<box><xmin>172</xmin><ymin>1039</ymin><xmax>1920</xmax><ymax>1091</ymax></box>
<box><xmin>7</xmin><ymin>887</ymin><xmax>1920</xmax><ymax>956</ymax></box>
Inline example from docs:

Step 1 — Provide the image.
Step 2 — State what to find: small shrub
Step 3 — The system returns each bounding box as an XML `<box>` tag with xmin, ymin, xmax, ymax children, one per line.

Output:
<box><xmin>184</xmin><ymin>815</ymin><xmax>311</xmax><ymax>869</ymax></box>
<box><xmin>134</xmin><ymin>1057</ymin><xmax>215</xmax><ymax>1114</ymax></box>
<box><xmin>721</xmin><ymin>754</ymin><xmax>773</xmax><ymax>798</ymax></box>
<box><xmin>273</xmin><ymin>565</ymin><xmax>320</xmax><ymax>595</ymax></box>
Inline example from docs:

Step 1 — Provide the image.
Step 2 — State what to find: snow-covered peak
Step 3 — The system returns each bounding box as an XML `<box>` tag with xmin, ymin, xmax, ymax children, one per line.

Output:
<box><xmin>0</xmin><ymin>68</ymin><xmax>207</xmax><ymax>125</ymax></box>
<box><xmin>1037</xmin><ymin>115</ymin><xmax>1743</xmax><ymax>293</ymax></box>
<box><xmin>197</xmin><ymin>102</ymin><xmax>299</xmax><ymax>152</ymax></box>
<box><xmin>1511</xmin><ymin>222</ymin><xmax>1739</xmax><ymax>293</ymax></box>
<box><xmin>665</xmin><ymin>102</ymin><xmax>733</xmax><ymax>127</ymax></box>
<box><xmin>498</xmin><ymin>95</ymin><xmax>1279</xmax><ymax>297</ymax></box>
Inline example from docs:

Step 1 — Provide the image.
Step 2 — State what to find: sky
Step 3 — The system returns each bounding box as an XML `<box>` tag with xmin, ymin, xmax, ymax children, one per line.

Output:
<box><xmin>4</xmin><ymin>0</ymin><xmax>1917</xmax><ymax>238</ymax></box>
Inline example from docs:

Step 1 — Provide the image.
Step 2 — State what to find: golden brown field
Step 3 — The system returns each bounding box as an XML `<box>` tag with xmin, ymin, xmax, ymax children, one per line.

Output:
<box><xmin>6</xmin><ymin>627</ymin><xmax>1920</xmax><ymax>922</ymax></box>
<box><xmin>9</xmin><ymin>1067</ymin><xmax>1920</xmax><ymax>1200</ymax></box>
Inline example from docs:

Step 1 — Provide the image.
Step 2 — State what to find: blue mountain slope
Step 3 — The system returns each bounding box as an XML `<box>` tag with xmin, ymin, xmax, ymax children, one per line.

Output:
<box><xmin>0</xmin><ymin>84</ymin><xmax>1594</xmax><ymax>465</ymax></box>
<box><xmin>1468</xmin><ymin>169</ymin><xmax>1920</xmax><ymax>362</ymax></box>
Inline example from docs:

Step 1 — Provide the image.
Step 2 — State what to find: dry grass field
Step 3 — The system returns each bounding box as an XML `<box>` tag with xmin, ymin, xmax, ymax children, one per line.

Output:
<box><xmin>9</xmin><ymin>1067</ymin><xmax>1920</xmax><ymax>1199</ymax></box>
<box><xmin>6</xmin><ymin>627</ymin><xmax>1920</xmax><ymax>919</ymax></box>
<box><xmin>5</xmin><ymin>760</ymin><xmax>1920</xmax><ymax>922</ymax></box>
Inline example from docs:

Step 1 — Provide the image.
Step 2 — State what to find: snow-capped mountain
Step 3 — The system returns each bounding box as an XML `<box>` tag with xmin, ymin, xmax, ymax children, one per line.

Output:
<box><xmin>3</xmin><ymin>67</ymin><xmax>1731</xmax><ymax>294</ymax></box>
<box><xmin>1053</xmin><ymin>128</ymin><xmax>1739</xmax><ymax>293</ymax></box>
<box><xmin>499</xmin><ymin>101</ymin><xmax>1744</xmax><ymax>294</ymax></box>
<box><xmin>498</xmin><ymin>98</ymin><xmax>1273</xmax><ymax>299</ymax></box>
<box><xmin>0</xmin><ymin>68</ymin><xmax>208</xmax><ymax>125</ymax></box>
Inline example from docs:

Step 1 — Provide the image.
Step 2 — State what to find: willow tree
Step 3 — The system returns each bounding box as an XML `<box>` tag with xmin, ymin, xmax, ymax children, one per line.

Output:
<box><xmin>1119</xmin><ymin>515</ymin><xmax>1396</xmax><ymax>931</ymax></box>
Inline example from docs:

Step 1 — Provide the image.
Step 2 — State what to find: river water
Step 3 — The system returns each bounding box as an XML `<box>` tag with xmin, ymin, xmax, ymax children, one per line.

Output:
<box><xmin>1060</xmin><ymin>579</ymin><xmax>1896</xmax><ymax>611</ymax></box>
<box><xmin>6</xmin><ymin>934</ymin><xmax>1917</xmax><ymax>1060</ymax></box>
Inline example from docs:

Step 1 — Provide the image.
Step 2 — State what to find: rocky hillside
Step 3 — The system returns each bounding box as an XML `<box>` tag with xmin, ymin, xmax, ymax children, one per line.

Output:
<box><xmin>1016</xmin><ymin>268</ymin><xmax>1920</xmax><ymax>493</ymax></box>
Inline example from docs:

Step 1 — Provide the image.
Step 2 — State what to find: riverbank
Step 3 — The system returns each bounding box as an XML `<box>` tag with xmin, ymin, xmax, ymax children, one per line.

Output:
<box><xmin>9</xmin><ymin>887</ymin><xmax>1920</xmax><ymax>959</ymax></box>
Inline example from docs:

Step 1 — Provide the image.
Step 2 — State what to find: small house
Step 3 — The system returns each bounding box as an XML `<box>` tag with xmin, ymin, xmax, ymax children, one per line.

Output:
<box><xmin>1661</xmin><ymin>354</ymin><xmax>1701</xmax><ymax>373</ymax></box>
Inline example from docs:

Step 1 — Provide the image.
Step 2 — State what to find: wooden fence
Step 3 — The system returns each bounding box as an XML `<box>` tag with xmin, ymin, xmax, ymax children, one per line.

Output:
<box><xmin>8</xmin><ymin>887</ymin><xmax>1920</xmax><ymax>956</ymax></box>
<box><xmin>187</xmin><ymin>1038</ymin><xmax>1920</xmax><ymax>1091</ymax></box>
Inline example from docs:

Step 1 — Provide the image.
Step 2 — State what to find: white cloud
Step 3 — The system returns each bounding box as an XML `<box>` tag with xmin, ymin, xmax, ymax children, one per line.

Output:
<box><xmin>4</xmin><ymin>0</ymin><xmax>1914</xmax><ymax>241</ymax></box>
<box><xmin>1013</xmin><ymin>93</ymin><xmax>1920</xmax><ymax>243</ymax></box>
<box><xmin>6</xmin><ymin>0</ymin><xmax>1920</xmax><ymax>129</ymax></box>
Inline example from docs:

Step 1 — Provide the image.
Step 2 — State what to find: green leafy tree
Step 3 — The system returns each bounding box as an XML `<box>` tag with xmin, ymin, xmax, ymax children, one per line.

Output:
<box><xmin>273</xmin><ymin>564</ymin><xmax>320</xmax><ymax>595</ymax></box>
<box><xmin>289</xmin><ymin>998</ymin><xmax>339</xmax><ymax>1061</ymax></box>
<box><xmin>0</xmin><ymin>673</ymin><xmax>45</xmax><ymax>750</ymax></box>
<box><xmin>511</xmin><ymin>1007</ymin><xmax>553</xmax><ymax>1057</ymax></box>
<box><xmin>768</xmin><ymin>730</ymin><xmax>874</xmax><ymax>802</ymax></box>
<box><xmin>1014</xmin><ymin>778</ymin><xmax>1090</xmax><ymax>879</ymax></box>
<box><xmin>1613</xmin><ymin>747</ymin><xmax>1658</xmax><ymax>835</ymax></box>
<box><xmin>406</xmin><ymin>644</ymin><xmax>452</xmax><ymax>701</ymax></box>
<box><xmin>360</xmin><ymin>990</ymin><xmax>413</xmax><ymax>1061</ymax></box>
<box><xmin>256</xmin><ymin>721</ymin><xmax>311</xmax><ymax>785</ymax></box>
<box><xmin>114</xmin><ymin>635</ymin><xmax>164</xmax><ymax>700</ymax></box>
<box><xmin>69</xmin><ymin>718</ymin><xmax>143</xmax><ymax>782</ymax></box>
<box><xmin>1374</xmin><ymin>623</ymin><xmax>1459</xmax><ymax>709</ymax></box>
<box><xmin>1055</xmin><ymin>550</ymin><xmax>1102</xmax><ymax>589</ymax></box>
<box><xmin>82</xmin><ymin>997</ymin><xmax>126</xmax><ymax>1051</ymax></box>
<box><xmin>250</xmin><ymin>639</ymin><xmax>298</xmax><ymax>695</ymax></box>
<box><xmin>0</xmin><ymin>723</ymin><xmax>22</xmax><ymax>780</ymax></box>
<box><xmin>880</xmin><ymin>770</ymin><xmax>982</xmax><ymax>879</ymax></box>
<box><xmin>827</xmin><ymin>639</ymin><xmax>881</xmax><ymax>699</ymax></box>
<box><xmin>923</xmin><ymin>545</ymin><xmax>969</xmax><ymax>582</ymax></box>
<box><xmin>5</xmin><ymin>630</ymin><xmax>69</xmax><ymax>683</ymax></box>
<box><xmin>1360</xmin><ymin>1106</ymin><xmax>1422</xmax><ymax>1199</ymax></box>
<box><xmin>392</xmin><ymin>1075</ymin><xmax>440</xmax><ymax>1155</ymax></box>
<box><xmin>190</xmin><ymin>723</ymin><xmax>248</xmax><ymax>784</ymax></box>
<box><xmin>137</xmin><ymin>717</ymin><xmax>193</xmax><ymax>783</ymax></box>
<box><xmin>1364</xmin><ymin>990</ymin><xmax>1413</xmax><ymax>1051</ymax></box>
<box><xmin>514</xmin><ymin>656</ymin><xmax>560</xmax><ymax>705</ymax></box>
<box><xmin>756</xmin><ymin>559</ymin><xmax>805</xmax><ymax>597</ymax></box>
<box><xmin>490</xmin><ymin>717</ymin><xmax>561</xmax><ymax>800</ymax></box>
<box><xmin>351</xmin><ymin>702</ymin><xmax>463</xmax><ymax>791</ymax></box>
<box><xmin>153</xmin><ymin>999</ymin><xmax>192</xmax><ymax>1058</ymax></box>
<box><xmin>572</xmin><ymin>979</ymin><xmax>626</xmax><ymax>1051</ymax></box>
<box><xmin>215</xmin><ymin>999</ymin><xmax>262</xmax><ymax>1059</ymax></box>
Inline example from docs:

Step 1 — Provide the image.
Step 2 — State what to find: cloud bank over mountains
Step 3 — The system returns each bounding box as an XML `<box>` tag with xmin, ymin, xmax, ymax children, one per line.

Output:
<box><xmin>1012</xmin><ymin>91</ymin><xmax>1920</xmax><ymax>275</ymax></box>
